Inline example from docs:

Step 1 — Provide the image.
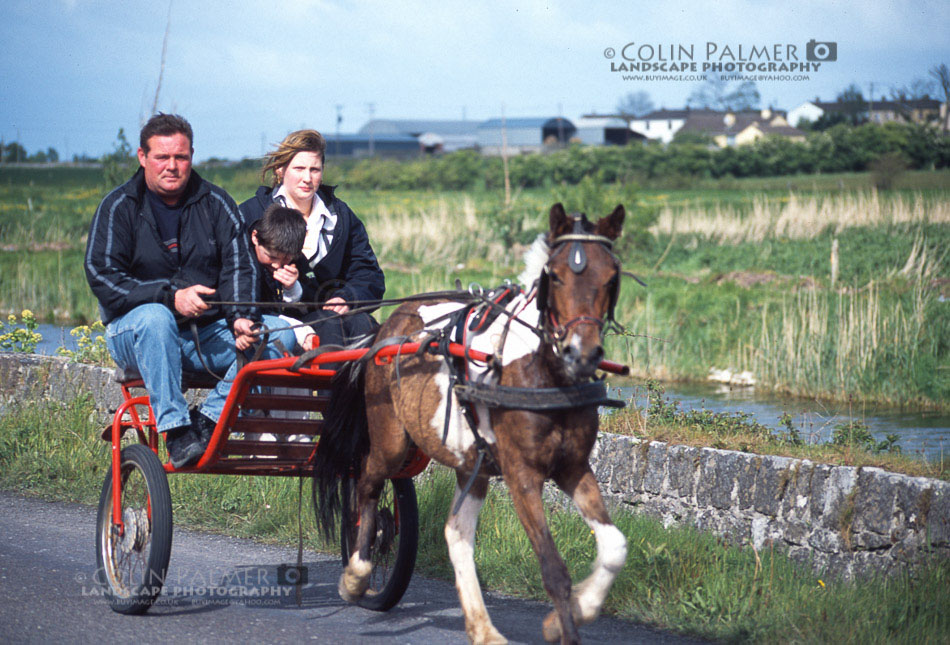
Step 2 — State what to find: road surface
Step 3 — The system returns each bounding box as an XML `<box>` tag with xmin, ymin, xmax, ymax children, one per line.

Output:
<box><xmin>0</xmin><ymin>491</ymin><xmax>703</xmax><ymax>644</ymax></box>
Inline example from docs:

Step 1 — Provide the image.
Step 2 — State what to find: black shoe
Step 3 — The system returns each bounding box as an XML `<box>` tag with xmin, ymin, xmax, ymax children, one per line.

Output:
<box><xmin>190</xmin><ymin>409</ymin><xmax>217</xmax><ymax>449</ymax></box>
<box><xmin>165</xmin><ymin>425</ymin><xmax>204</xmax><ymax>469</ymax></box>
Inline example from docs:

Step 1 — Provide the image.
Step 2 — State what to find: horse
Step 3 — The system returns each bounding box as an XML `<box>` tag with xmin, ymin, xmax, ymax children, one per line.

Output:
<box><xmin>315</xmin><ymin>203</ymin><xmax>628</xmax><ymax>644</ymax></box>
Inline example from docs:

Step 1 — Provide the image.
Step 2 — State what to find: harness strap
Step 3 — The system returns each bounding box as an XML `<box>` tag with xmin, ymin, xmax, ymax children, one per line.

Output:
<box><xmin>290</xmin><ymin>343</ymin><xmax>347</xmax><ymax>372</ymax></box>
<box><xmin>454</xmin><ymin>380</ymin><xmax>625</xmax><ymax>410</ymax></box>
<box><xmin>452</xmin><ymin>444</ymin><xmax>489</xmax><ymax>517</ymax></box>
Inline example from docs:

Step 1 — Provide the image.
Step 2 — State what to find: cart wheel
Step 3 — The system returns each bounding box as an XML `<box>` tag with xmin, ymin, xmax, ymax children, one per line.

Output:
<box><xmin>95</xmin><ymin>444</ymin><xmax>173</xmax><ymax>614</ymax></box>
<box><xmin>340</xmin><ymin>477</ymin><xmax>418</xmax><ymax>611</ymax></box>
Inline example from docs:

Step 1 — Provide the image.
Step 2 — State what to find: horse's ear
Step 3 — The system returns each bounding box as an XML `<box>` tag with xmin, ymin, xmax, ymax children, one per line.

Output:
<box><xmin>549</xmin><ymin>203</ymin><xmax>572</xmax><ymax>237</ymax></box>
<box><xmin>595</xmin><ymin>204</ymin><xmax>625</xmax><ymax>240</ymax></box>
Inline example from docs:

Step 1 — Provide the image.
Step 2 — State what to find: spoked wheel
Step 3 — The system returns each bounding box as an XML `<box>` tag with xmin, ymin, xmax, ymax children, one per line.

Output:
<box><xmin>95</xmin><ymin>444</ymin><xmax>172</xmax><ymax>614</ymax></box>
<box><xmin>339</xmin><ymin>477</ymin><xmax>419</xmax><ymax>611</ymax></box>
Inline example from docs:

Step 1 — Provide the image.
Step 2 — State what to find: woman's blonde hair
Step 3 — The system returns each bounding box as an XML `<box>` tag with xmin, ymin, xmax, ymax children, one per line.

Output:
<box><xmin>261</xmin><ymin>129</ymin><xmax>327</xmax><ymax>187</ymax></box>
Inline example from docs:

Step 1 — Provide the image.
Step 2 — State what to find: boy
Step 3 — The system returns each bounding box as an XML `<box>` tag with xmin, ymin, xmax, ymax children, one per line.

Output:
<box><xmin>249</xmin><ymin>204</ymin><xmax>307</xmax><ymax>311</ymax></box>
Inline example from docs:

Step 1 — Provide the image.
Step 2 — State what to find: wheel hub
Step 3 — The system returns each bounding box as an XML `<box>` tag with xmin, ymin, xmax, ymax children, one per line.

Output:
<box><xmin>119</xmin><ymin>507</ymin><xmax>150</xmax><ymax>553</ymax></box>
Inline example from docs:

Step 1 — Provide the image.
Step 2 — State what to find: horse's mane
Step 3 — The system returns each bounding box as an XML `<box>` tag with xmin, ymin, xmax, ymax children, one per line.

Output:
<box><xmin>517</xmin><ymin>233</ymin><xmax>550</xmax><ymax>289</ymax></box>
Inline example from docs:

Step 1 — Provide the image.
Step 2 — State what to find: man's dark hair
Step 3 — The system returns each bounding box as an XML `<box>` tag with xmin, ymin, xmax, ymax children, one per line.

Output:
<box><xmin>140</xmin><ymin>113</ymin><xmax>194</xmax><ymax>153</ymax></box>
<box><xmin>255</xmin><ymin>205</ymin><xmax>307</xmax><ymax>258</ymax></box>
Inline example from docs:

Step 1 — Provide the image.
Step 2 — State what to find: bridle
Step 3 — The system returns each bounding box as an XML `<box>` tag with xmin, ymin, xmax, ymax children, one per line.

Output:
<box><xmin>537</xmin><ymin>215</ymin><xmax>621</xmax><ymax>347</ymax></box>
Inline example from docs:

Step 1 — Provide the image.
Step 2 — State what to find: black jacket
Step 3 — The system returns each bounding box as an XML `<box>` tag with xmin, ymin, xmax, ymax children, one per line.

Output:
<box><xmin>85</xmin><ymin>168</ymin><xmax>257</xmax><ymax>326</ymax></box>
<box><xmin>239</xmin><ymin>185</ymin><xmax>385</xmax><ymax>308</ymax></box>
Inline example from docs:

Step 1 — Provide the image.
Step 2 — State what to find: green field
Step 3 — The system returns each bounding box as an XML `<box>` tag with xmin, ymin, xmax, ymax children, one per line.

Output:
<box><xmin>1</xmin><ymin>164</ymin><xmax>948</xmax><ymax>408</ymax></box>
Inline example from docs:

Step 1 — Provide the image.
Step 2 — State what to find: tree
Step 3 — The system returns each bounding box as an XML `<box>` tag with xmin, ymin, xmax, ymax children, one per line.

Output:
<box><xmin>687</xmin><ymin>77</ymin><xmax>760</xmax><ymax>111</ymax></box>
<box><xmin>616</xmin><ymin>91</ymin><xmax>654</xmax><ymax>117</ymax></box>
<box><xmin>930</xmin><ymin>63</ymin><xmax>950</xmax><ymax>133</ymax></box>
<box><xmin>835</xmin><ymin>83</ymin><xmax>868</xmax><ymax>126</ymax></box>
<box><xmin>2</xmin><ymin>141</ymin><xmax>27</xmax><ymax>163</ymax></box>
<box><xmin>888</xmin><ymin>77</ymin><xmax>938</xmax><ymax>122</ymax></box>
<box><xmin>101</xmin><ymin>128</ymin><xmax>136</xmax><ymax>186</ymax></box>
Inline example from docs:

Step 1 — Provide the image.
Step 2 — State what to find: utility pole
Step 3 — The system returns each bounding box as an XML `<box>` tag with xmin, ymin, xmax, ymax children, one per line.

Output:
<box><xmin>335</xmin><ymin>104</ymin><xmax>343</xmax><ymax>157</ymax></box>
<box><xmin>367</xmin><ymin>102</ymin><xmax>375</xmax><ymax>157</ymax></box>
<box><xmin>501</xmin><ymin>104</ymin><xmax>510</xmax><ymax>207</ymax></box>
<box><xmin>557</xmin><ymin>102</ymin><xmax>564</xmax><ymax>146</ymax></box>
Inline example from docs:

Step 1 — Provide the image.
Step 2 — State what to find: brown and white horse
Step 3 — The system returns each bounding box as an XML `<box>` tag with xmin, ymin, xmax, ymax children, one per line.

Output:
<box><xmin>316</xmin><ymin>203</ymin><xmax>628</xmax><ymax>644</ymax></box>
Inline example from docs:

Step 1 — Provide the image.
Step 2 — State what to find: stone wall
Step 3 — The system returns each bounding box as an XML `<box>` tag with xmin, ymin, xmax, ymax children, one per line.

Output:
<box><xmin>592</xmin><ymin>433</ymin><xmax>949</xmax><ymax>578</ymax></box>
<box><xmin>2</xmin><ymin>354</ymin><xmax>947</xmax><ymax>578</ymax></box>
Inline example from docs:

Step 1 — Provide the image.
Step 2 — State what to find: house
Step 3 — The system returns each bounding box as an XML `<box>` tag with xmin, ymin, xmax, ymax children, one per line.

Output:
<box><xmin>677</xmin><ymin>109</ymin><xmax>805</xmax><ymax>147</ymax></box>
<box><xmin>476</xmin><ymin>117</ymin><xmax>576</xmax><ymax>155</ymax></box>
<box><xmin>357</xmin><ymin>119</ymin><xmax>479</xmax><ymax>152</ymax></box>
<box><xmin>627</xmin><ymin>108</ymin><xmax>721</xmax><ymax>143</ymax></box>
<box><xmin>788</xmin><ymin>97</ymin><xmax>946</xmax><ymax>127</ymax></box>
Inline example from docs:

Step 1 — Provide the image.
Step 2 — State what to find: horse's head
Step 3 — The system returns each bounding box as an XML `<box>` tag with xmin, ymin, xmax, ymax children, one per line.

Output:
<box><xmin>539</xmin><ymin>202</ymin><xmax>624</xmax><ymax>382</ymax></box>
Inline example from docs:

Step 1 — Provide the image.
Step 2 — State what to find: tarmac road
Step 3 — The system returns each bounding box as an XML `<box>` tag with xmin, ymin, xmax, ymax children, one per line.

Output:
<box><xmin>0</xmin><ymin>490</ymin><xmax>703</xmax><ymax>644</ymax></box>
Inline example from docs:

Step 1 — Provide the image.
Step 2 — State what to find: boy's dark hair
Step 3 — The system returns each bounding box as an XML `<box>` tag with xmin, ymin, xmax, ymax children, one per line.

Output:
<box><xmin>255</xmin><ymin>205</ymin><xmax>307</xmax><ymax>258</ymax></box>
<box><xmin>140</xmin><ymin>113</ymin><xmax>194</xmax><ymax>153</ymax></box>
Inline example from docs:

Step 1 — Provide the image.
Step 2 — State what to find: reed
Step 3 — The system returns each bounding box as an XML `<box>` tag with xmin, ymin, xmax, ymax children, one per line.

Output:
<box><xmin>653</xmin><ymin>191</ymin><xmax>950</xmax><ymax>243</ymax></box>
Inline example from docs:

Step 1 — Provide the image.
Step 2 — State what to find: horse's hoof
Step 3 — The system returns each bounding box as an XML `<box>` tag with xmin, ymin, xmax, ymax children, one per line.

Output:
<box><xmin>467</xmin><ymin>625</ymin><xmax>508</xmax><ymax>645</ymax></box>
<box><xmin>338</xmin><ymin>560</ymin><xmax>371</xmax><ymax>602</ymax></box>
<box><xmin>541</xmin><ymin>611</ymin><xmax>561</xmax><ymax>642</ymax></box>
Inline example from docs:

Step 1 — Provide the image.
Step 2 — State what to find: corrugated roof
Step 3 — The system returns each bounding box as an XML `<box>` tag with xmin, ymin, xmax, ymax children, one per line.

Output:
<box><xmin>358</xmin><ymin>120</ymin><xmax>480</xmax><ymax>136</ymax></box>
<box><xmin>478</xmin><ymin>117</ymin><xmax>570</xmax><ymax>129</ymax></box>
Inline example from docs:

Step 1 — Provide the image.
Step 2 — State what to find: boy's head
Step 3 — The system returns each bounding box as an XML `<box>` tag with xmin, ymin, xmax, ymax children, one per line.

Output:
<box><xmin>252</xmin><ymin>204</ymin><xmax>307</xmax><ymax>269</ymax></box>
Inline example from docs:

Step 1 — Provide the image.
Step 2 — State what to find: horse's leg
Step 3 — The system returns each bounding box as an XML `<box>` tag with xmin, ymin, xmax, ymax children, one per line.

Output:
<box><xmin>444</xmin><ymin>473</ymin><xmax>507</xmax><ymax>645</ymax></box>
<box><xmin>339</xmin><ymin>470</ymin><xmax>383</xmax><ymax>601</ymax></box>
<box><xmin>339</xmin><ymin>424</ymin><xmax>410</xmax><ymax>601</ymax></box>
<box><xmin>541</xmin><ymin>465</ymin><xmax>627</xmax><ymax>641</ymax></box>
<box><xmin>503</xmin><ymin>467</ymin><xmax>581</xmax><ymax>645</ymax></box>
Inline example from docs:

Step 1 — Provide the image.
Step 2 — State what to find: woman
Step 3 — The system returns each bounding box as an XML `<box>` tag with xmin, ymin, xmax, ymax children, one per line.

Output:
<box><xmin>239</xmin><ymin>129</ymin><xmax>384</xmax><ymax>348</ymax></box>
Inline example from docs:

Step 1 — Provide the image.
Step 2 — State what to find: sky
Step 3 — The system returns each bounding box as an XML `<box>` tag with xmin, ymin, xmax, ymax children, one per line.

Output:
<box><xmin>2</xmin><ymin>0</ymin><xmax>949</xmax><ymax>162</ymax></box>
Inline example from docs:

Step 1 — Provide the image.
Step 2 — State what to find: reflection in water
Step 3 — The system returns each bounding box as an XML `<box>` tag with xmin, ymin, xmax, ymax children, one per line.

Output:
<box><xmin>608</xmin><ymin>381</ymin><xmax>949</xmax><ymax>463</ymax></box>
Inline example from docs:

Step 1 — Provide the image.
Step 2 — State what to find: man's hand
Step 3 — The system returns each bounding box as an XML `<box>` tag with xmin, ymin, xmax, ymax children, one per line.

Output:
<box><xmin>233</xmin><ymin>317</ymin><xmax>257</xmax><ymax>351</ymax></box>
<box><xmin>323</xmin><ymin>296</ymin><xmax>349</xmax><ymax>315</ymax></box>
<box><xmin>175</xmin><ymin>284</ymin><xmax>215</xmax><ymax>318</ymax></box>
<box><xmin>272</xmin><ymin>264</ymin><xmax>299</xmax><ymax>288</ymax></box>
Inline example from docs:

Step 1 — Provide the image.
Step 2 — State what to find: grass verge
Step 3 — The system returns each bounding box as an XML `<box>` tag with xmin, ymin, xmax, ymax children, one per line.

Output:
<box><xmin>1</xmin><ymin>393</ymin><xmax>948</xmax><ymax>642</ymax></box>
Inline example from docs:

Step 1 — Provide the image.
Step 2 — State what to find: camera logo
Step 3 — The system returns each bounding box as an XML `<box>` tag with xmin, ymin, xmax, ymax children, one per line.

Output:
<box><xmin>806</xmin><ymin>39</ymin><xmax>837</xmax><ymax>62</ymax></box>
<box><xmin>276</xmin><ymin>564</ymin><xmax>308</xmax><ymax>586</ymax></box>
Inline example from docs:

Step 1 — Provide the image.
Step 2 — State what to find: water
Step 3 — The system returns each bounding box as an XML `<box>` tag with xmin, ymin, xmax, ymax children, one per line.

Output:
<box><xmin>609</xmin><ymin>381</ymin><xmax>950</xmax><ymax>463</ymax></box>
<box><xmin>33</xmin><ymin>323</ymin><xmax>81</xmax><ymax>355</ymax></box>
<box><xmin>10</xmin><ymin>325</ymin><xmax>950</xmax><ymax>462</ymax></box>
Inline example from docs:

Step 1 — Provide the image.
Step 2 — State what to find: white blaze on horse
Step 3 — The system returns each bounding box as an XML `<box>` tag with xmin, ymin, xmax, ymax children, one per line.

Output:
<box><xmin>314</xmin><ymin>203</ymin><xmax>628</xmax><ymax>644</ymax></box>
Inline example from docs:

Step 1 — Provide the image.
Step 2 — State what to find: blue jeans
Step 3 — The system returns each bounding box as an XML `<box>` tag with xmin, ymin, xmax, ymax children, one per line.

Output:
<box><xmin>105</xmin><ymin>304</ymin><xmax>296</xmax><ymax>432</ymax></box>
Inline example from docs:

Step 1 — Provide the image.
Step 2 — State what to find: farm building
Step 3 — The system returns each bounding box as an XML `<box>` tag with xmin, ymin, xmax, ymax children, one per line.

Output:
<box><xmin>476</xmin><ymin>117</ymin><xmax>576</xmax><ymax>155</ymax></box>
<box><xmin>574</xmin><ymin>116</ymin><xmax>644</xmax><ymax>145</ymax></box>
<box><xmin>358</xmin><ymin>119</ymin><xmax>479</xmax><ymax>152</ymax></box>
<box><xmin>322</xmin><ymin>133</ymin><xmax>420</xmax><ymax>158</ymax></box>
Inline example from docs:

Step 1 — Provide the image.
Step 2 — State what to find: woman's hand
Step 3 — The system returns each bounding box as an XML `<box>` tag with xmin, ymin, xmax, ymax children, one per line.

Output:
<box><xmin>323</xmin><ymin>297</ymin><xmax>349</xmax><ymax>315</ymax></box>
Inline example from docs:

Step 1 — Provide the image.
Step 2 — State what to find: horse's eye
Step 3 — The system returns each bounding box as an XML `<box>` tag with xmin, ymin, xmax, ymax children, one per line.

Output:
<box><xmin>550</xmin><ymin>273</ymin><xmax>564</xmax><ymax>285</ymax></box>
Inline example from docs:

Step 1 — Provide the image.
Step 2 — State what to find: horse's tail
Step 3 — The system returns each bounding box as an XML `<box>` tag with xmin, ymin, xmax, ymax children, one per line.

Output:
<box><xmin>313</xmin><ymin>352</ymin><xmax>372</xmax><ymax>542</ymax></box>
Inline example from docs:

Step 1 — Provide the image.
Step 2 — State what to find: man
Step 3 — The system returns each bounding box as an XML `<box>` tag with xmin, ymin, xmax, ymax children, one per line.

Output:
<box><xmin>85</xmin><ymin>113</ymin><xmax>294</xmax><ymax>468</ymax></box>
